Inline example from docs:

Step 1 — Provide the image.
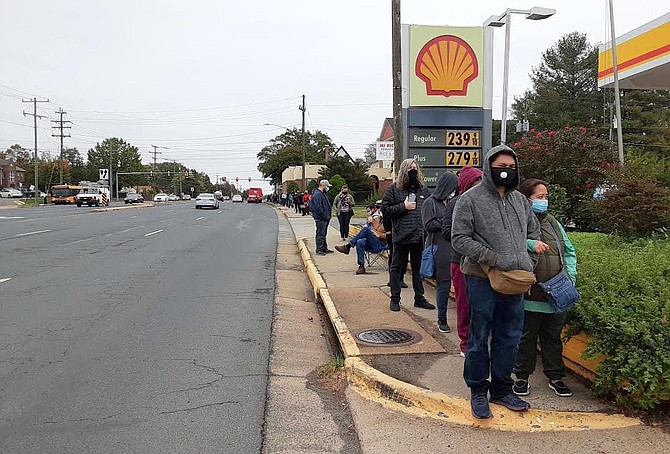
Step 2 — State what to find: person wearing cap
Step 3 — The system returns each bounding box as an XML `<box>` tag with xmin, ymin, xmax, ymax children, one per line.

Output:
<box><xmin>333</xmin><ymin>184</ymin><xmax>355</xmax><ymax>241</ymax></box>
<box><xmin>310</xmin><ymin>179</ymin><xmax>334</xmax><ymax>255</ymax></box>
<box><xmin>451</xmin><ymin>145</ymin><xmax>540</xmax><ymax>419</ymax></box>
<box><xmin>334</xmin><ymin>201</ymin><xmax>386</xmax><ymax>274</ymax></box>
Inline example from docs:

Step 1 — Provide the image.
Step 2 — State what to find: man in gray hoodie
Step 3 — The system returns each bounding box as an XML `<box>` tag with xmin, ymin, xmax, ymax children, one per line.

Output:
<box><xmin>452</xmin><ymin>144</ymin><xmax>540</xmax><ymax>419</ymax></box>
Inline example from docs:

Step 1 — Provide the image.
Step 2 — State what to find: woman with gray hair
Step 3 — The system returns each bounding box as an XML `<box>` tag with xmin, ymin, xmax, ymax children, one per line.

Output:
<box><xmin>382</xmin><ymin>158</ymin><xmax>434</xmax><ymax>312</ymax></box>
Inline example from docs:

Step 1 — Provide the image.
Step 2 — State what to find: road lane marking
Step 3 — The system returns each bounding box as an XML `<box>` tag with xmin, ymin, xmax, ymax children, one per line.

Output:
<box><xmin>196</xmin><ymin>216</ymin><xmax>204</xmax><ymax>221</ymax></box>
<box><xmin>15</xmin><ymin>229</ymin><xmax>51</xmax><ymax>238</ymax></box>
<box><xmin>131</xmin><ymin>215</ymin><xmax>138</xmax><ymax>219</ymax></box>
<box><xmin>0</xmin><ymin>278</ymin><xmax>12</xmax><ymax>284</ymax></box>
<box><xmin>0</xmin><ymin>216</ymin><xmax>24</xmax><ymax>220</ymax></box>
<box><xmin>158</xmin><ymin>219</ymin><xmax>170</xmax><ymax>223</ymax></box>
<box><xmin>144</xmin><ymin>229</ymin><xmax>164</xmax><ymax>237</ymax></box>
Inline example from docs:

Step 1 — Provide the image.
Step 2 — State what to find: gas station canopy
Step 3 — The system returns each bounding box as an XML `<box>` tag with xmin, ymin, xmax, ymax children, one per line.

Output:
<box><xmin>598</xmin><ymin>12</ymin><xmax>670</xmax><ymax>90</ymax></box>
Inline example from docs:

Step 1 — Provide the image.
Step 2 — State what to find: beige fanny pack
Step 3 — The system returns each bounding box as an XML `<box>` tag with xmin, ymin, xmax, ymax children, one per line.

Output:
<box><xmin>481</xmin><ymin>264</ymin><xmax>536</xmax><ymax>295</ymax></box>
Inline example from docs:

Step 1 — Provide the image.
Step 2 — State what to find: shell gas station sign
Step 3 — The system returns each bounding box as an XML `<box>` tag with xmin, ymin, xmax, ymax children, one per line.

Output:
<box><xmin>407</xmin><ymin>26</ymin><xmax>486</xmax><ymax>108</ymax></box>
<box><xmin>401</xmin><ymin>25</ymin><xmax>493</xmax><ymax>187</ymax></box>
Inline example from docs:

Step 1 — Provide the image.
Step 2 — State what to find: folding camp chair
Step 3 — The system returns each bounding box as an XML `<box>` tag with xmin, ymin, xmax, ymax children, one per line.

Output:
<box><xmin>364</xmin><ymin>245</ymin><xmax>390</xmax><ymax>270</ymax></box>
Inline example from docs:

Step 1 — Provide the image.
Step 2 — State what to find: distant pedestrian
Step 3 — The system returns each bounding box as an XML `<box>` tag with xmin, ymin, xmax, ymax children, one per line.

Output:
<box><xmin>451</xmin><ymin>145</ymin><xmax>540</xmax><ymax>419</ymax></box>
<box><xmin>281</xmin><ymin>192</ymin><xmax>287</xmax><ymax>206</ymax></box>
<box><xmin>294</xmin><ymin>192</ymin><xmax>301</xmax><ymax>213</ymax></box>
<box><xmin>513</xmin><ymin>179</ymin><xmax>577</xmax><ymax>398</ymax></box>
<box><xmin>310</xmin><ymin>180</ymin><xmax>334</xmax><ymax>255</ymax></box>
<box><xmin>333</xmin><ymin>185</ymin><xmax>355</xmax><ymax>241</ymax></box>
<box><xmin>301</xmin><ymin>191</ymin><xmax>311</xmax><ymax>216</ymax></box>
<box><xmin>422</xmin><ymin>171</ymin><xmax>459</xmax><ymax>334</ymax></box>
<box><xmin>382</xmin><ymin>158</ymin><xmax>434</xmax><ymax>312</ymax></box>
<box><xmin>443</xmin><ymin>166</ymin><xmax>483</xmax><ymax>355</ymax></box>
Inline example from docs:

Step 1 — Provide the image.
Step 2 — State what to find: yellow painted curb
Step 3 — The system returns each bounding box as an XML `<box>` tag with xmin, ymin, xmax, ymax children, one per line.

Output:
<box><xmin>320</xmin><ymin>289</ymin><xmax>360</xmax><ymax>357</ymax></box>
<box><xmin>345</xmin><ymin>357</ymin><xmax>640</xmax><ymax>432</ymax></box>
<box><xmin>297</xmin><ymin>238</ymin><xmax>327</xmax><ymax>299</ymax></box>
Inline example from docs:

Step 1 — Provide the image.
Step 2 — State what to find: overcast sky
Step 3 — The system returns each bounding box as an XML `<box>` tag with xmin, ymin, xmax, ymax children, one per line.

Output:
<box><xmin>1</xmin><ymin>1</ymin><xmax>667</xmax><ymax>192</ymax></box>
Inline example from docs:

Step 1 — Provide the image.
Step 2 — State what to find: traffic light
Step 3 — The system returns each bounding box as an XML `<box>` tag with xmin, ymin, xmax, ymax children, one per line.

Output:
<box><xmin>236</xmin><ymin>177</ymin><xmax>239</xmax><ymax>183</ymax></box>
<box><xmin>248</xmin><ymin>177</ymin><xmax>251</xmax><ymax>182</ymax></box>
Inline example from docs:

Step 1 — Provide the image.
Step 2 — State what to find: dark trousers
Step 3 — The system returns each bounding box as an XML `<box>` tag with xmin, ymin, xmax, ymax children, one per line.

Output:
<box><xmin>390</xmin><ymin>242</ymin><xmax>424</xmax><ymax>304</ymax></box>
<box><xmin>315</xmin><ymin>220</ymin><xmax>329</xmax><ymax>252</ymax></box>
<box><xmin>386</xmin><ymin>233</ymin><xmax>407</xmax><ymax>280</ymax></box>
<box><xmin>464</xmin><ymin>276</ymin><xmax>524</xmax><ymax>398</ymax></box>
<box><xmin>514</xmin><ymin>310</ymin><xmax>568</xmax><ymax>381</ymax></box>
<box><xmin>337</xmin><ymin>212</ymin><xmax>353</xmax><ymax>239</ymax></box>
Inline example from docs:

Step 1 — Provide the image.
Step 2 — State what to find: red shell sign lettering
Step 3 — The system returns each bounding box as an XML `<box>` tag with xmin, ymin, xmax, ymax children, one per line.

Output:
<box><xmin>415</xmin><ymin>35</ymin><xmax>479</xmax><ymax>98</ymax></box>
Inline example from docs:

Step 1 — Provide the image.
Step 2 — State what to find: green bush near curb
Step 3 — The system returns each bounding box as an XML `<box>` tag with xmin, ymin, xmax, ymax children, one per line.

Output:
<box><xmin>567</xmin><ymin>232</ymin><xmax>670</xmax><ymax>409</ymax></box>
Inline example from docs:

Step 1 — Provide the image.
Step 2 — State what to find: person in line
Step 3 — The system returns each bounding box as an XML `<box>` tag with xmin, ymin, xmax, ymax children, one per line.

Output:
<box><xmin>301</xmin><ymin>191</ymin><xmax>311</xmax><ymax>216</ymax></box>
<box><xmin>309</xmin><ymin>180</ymin><xmax>334</xmax><ymax>255</ymax></box>
<box><xmin>443</xmin><ymin>166</ymin><xmax>483</xmax><ymax>356</ymax></box>
<box><xmin>382</xmin><ymin>158</ymin><xmax>434</xmax><ymax>312</ymax></box>
<box><xmin>422</xmin><ymin>172</ymin><xmax>459</xmax><ymax>334</ymax></box>
<box><xmin>451</xmin><ymin>145</ymin><xmax>540</xmax><ymax>419</ymax></box>
<box><xmin>513</xmin><ymin>179</ymin><xmax>577</xmax><ymax>398</ymax></box>
<box><xmin>335</xmin><ymin>201</ymin><xmax>386</xmax><ymax>274</ymax></box>
<box><xmin>333</xmin><ymin>185</ymin><xmax>355</xmax><ymax>241</ymax></box>
<box><xmin>383</xmin><ymin>210</ymin><xmax>408</xmax><ymax>289</ymax></box>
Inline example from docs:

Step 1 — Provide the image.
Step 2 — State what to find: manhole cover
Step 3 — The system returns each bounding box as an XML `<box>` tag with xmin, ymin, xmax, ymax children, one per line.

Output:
<box><xmin>356</xmin><ymin>329</ymin><xmax>418</xmax><ymax>345</ymax></box>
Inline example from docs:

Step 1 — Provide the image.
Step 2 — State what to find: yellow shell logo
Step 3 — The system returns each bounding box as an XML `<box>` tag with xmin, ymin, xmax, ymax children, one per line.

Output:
<box><xmin>415</xmin><ymin>35</ymin><xmax>479</xmax><ymax>97</ymax></box>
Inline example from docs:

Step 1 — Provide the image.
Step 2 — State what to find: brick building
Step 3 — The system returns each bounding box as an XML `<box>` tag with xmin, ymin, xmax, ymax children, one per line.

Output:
<box><xmin>0</xmin><ymin>159</ymin><xmax>26</xmax><ymax>188</ymax></box>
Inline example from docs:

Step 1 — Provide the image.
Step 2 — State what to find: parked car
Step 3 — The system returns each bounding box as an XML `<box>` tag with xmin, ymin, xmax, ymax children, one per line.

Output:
<box><xmin>168</xmin><ymin>194</ymin><xmax>179</xmax><ymax>201</ymax></box>
<box><xmin>181</xmin><ymin>194</ymin><xmax>191</xmax><ymax>200</ymax></box>
<box><xmin>153</xmin><ymin>193</ymin><xmax>169</xmax><ymax>202</ymax></box>
<box><xmin>0</xmin><ymin>188</ymin><xmax>23</xmax><ymax>198</ymax></box>
<box><xmin>232</xmin><ymin>194</ymin><xmax>243</xmax><ymax>203</ymax></box>
<box><xmin>195</xmin><ymin>193</ymin><xmax>219</xmax><ymax>209</ymax></box>
<box><xmin>124</xmin><ymin>193</ymin><xmax>144</xmax><ymax>204</ymax></box>
<box><xmin>222</xmin><ymin>195</ymin><xmax>230</xmax><ymax>201</ymax></box>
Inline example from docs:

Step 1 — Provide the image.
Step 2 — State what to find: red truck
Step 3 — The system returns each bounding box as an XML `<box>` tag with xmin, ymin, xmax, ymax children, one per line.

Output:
<box><xmin>247</xmin><ymin>187</ymin><xmax>263</xmax><ymax>203</ymax></box>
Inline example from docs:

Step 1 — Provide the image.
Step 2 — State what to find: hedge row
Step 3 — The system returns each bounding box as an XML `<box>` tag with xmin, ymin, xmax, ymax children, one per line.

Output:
<box><xmin>567</xmin><ymin>233</ymin><xmax>670</xmax><ymax>409</ymax></box>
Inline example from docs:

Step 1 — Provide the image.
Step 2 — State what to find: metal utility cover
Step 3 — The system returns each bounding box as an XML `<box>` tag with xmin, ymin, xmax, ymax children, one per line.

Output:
<box><xmin>356</xmin><ymin>328</ymin><xmax>421</xmax><ymax>346</ymax></box>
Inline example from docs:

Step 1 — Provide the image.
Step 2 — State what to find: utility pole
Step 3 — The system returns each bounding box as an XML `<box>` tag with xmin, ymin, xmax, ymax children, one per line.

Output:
<box><xmin>391</xmin><ymin>0</ymin><xmax>403</xmax><ymax>176</ymax></box>
<box><xmin>299</xmin><ymin>95</ymin><xmax>306</xmax><ymax>191</ymax></box>
<box><xmin>51</xmin><ymin>108</ymin><xmax>71</xmax><ymax>184</ymax></box>
<box><xmin>22</xmin><ymin>97</ymin><xmax>49</xmax><ymax>205</ymax></box>
<box><xmin>150</xmin><ymin>145</ymin><xmax>168</xmax><ymax>173</ymax></box>
<box><xmin>608</xmin><ymin>0</ymin><xmax>625</xmax><ymax>165</ymax></box>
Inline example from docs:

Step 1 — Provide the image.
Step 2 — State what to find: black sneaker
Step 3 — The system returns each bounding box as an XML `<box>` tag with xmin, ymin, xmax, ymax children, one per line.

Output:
<box><xmin>324</xmin><ymin>249</ymin><xmax>335</xmax><ymax>253</ymax></box>
<box><xmin>470</xmin><ymin>392</ymin><xmax>491</xmax><ymax>419</ymax></box>
<box><xmin>400</xmin><ymin>282</ymin><xmax>408</xmax><ymax>288</ymax></box>
<box><xmin>513</xmin><ymin>379</ymin><xmax>530</xmax><ymax>396</ymax></box>
<box><xmin>549</xmin><ymin>380</ymin><xmax>573</xmax><ymax>397</ymax></box>
<box><xmin>390</xmin><ymin>301</ymin><xmax>400</xmax><ymax>312</ymax></box>
<box><xmin>414</xmin><ymin>299</ymin><xmax>435</xmax><ymax>310</ymax></box>
<box><xmin>490</xmin><ymin>393</ymin><xmax>530</xmax><ymax>411</ymax></box>
<box><xmin>315</xmin><ymin>250</ymin><xmax>327</xmax><ymax>256</ymax></box>
<box><xmin>437</xmin><ymin>320</ymin><xmax>451</xmax><ymax>333</ymax></box>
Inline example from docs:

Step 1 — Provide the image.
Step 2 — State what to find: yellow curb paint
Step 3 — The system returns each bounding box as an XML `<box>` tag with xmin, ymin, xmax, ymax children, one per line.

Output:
<box><xmin>345</xmin><ymin>357</ymin><xmax>640</xmax><ymax>432</ymax></box>
<box><xmin>320</xmin><ymin>289</ymin><xmax>360</xmax><ymax>357</ymax></box>
<box><xmin>297</xmin><ymin>239</ymin><xmax>326</xmax><ymax>299</ymax></box>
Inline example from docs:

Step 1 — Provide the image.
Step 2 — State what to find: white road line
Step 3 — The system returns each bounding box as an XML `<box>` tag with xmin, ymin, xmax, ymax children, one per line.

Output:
<box><xmin>158</xmin><ymin>219</ymin><xmax>170</xmax><ymax>223</ymax></box>
<box><xmin>15</xmin><ymin>229</ymin><xmax>51</xmax><ymax>238</ymax></box>
<box><xmin>196</xmin><ymin>216</ymin><xmax>204</xmax><ymax>221</ymax></box>
<box><xmin>144</xmin><ymin>229</ymin><xmax>164</xmax><ymax>237</ymax></box>
<box><xmin>0</xmin><ymin>278</ymin><xmax>12</xmax><ymax>284</ymax></box>
<box><xmin>131</xmin><ymin>215</ymin><xmax>138</xmax><ymax>219</ymax></box>
<box><xmin>0</xmin><ymin>216</ymin><xmax>24</xmax><ymax>220</ymax></box>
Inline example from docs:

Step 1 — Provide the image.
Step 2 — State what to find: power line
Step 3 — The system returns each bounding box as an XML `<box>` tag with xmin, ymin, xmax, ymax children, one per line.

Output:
<box><xmin>51</xmin><ymin>108</ymin><xmax>72</xmax><ymax>184</ymax></box>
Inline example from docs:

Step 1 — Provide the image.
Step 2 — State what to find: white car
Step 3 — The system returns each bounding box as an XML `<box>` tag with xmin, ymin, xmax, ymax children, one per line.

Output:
<box><xmin>181</xmin><ymin>194</ymin><xmax>191</xmax><ymax>200</ymax></box>
<box><xmin>0</xmin><ymin>188</ymin><xmax>23</xmax><ymax>198</ymax></box>
<box><xmin>153</xmin><ymin>193</ymin><xmax>169</xmax><ymax>202</ymax></box>
<box><xmin>195</xmin><ymin>193</ymin><xmax>219</xmax><ymax>209</ymax></box>
<box><xmin>232</xmin><ymin>194</ymin><xmax>243</xmax><ymax>203</ymax></box>
<box><xmin>168</xmin><ymin>194</ymin><xmax>179</xmax><ymax>201</ymax></box>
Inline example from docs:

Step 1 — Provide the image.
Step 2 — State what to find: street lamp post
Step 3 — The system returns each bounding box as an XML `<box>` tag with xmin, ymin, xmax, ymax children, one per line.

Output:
<box><xmin>484</xmin><ymin>6</ymin><xmax>556</xmax><ymax>145</ymax></box>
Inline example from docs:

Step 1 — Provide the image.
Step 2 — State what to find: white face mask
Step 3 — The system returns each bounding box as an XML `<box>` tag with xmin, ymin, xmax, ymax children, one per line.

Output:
<box><xmin>324</xmin><ymin>186</ymin><xmax>330</xmax><ymax>192</ymax></box>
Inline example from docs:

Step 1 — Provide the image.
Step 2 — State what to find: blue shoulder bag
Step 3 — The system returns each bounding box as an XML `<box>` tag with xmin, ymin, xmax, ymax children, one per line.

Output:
<box><xmin>538</xmin><ymin>222</ymin><xmax>580</xmax><ymax>313</ymax></box>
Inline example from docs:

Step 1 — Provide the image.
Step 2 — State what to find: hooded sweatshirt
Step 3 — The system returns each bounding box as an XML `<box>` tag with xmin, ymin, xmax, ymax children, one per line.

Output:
<box><xmin>422</xmin><ymin>172</ymin><xmax>459</xmax><ymax>283</ymax></box>
<box><xmin>443</xmin><ymin>166</ymin><xmax>483</xmax><ymax>264</ymax></box>
<box><xmin>451</xmin><ymin>145</ymin><xmax>540</xmax><ymax>278</ymax></box>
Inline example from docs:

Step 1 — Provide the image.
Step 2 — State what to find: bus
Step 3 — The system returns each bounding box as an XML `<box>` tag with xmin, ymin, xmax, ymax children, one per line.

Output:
<box><xmin>50</xmin><ymin>184</ymin><xmax>82</xmax><ymax>204</ymax></box>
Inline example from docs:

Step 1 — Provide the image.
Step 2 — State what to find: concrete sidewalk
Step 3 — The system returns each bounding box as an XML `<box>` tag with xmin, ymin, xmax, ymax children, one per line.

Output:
<box><xmin>278</xmin><ymin>206</ymin><xmax>654</xmax><ymax>433</ymax></box>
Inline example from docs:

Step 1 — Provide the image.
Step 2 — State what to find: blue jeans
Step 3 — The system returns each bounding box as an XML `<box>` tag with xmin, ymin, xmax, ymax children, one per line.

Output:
<box><xmin>315</xmin><ymin>220</ymin><xmax>329</xmax><ymax>252</ymax></box>
<box><xmin>350</xmin><ymin>226</ymin><xmax>385</xmax><ymax>266</ymax></box>
<box><xmin>436</xmin><ymin>281</ymin><xmax>451</xmax><ymax>323</ymax></box>
<box><xmin>464</xmin><ymin>276</ymin><xmax>524</xmax><ymax>398</ymax></box>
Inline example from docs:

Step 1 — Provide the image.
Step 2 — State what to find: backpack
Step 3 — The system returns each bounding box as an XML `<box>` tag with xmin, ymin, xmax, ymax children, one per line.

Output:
<box><xmin>339</xmin><ymin>195</ymin><xmax>350</xmax><ymax>213</ymax></box>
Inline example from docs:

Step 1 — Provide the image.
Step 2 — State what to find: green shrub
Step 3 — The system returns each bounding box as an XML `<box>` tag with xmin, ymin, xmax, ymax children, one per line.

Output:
<box><xmin>567</xmin><ymin>233</ymin><xmax>670</xmax><ymax>408</ymax></box>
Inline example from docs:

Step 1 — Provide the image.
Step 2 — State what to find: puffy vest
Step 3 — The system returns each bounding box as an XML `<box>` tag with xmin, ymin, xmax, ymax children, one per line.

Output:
<box><xmin>528</xmin><ymin>214</ymin><xmax>565</xmax><ymax>302</ymax></box>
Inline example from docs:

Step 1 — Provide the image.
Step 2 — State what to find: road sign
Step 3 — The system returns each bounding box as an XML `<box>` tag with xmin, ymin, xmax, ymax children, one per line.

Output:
<box><xmin>99</xmin><ymin>168</ymin><xmax>109</xmax><ymax>180</ymax></box>
<box><xmin>375</xmin><ymin>141</ymin><xmax>394</xmax><ymax>160</ymax></box>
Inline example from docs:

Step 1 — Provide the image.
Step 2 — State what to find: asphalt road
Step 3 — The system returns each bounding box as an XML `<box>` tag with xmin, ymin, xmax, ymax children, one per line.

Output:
<box><xmin>0</xmin><ymin>201</ymin><xmax>277</xmax><ymax>453</ymax></box>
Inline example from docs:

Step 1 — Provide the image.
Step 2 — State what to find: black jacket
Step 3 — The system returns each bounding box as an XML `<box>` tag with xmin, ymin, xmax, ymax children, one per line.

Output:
<box><xmin>382</xmin><ymin>182</ymin><xmax>430</xmax><ymax>244</ymax></box>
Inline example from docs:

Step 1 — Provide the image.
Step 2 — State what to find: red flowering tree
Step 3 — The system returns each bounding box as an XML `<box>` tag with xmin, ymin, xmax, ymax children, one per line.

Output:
<box><xmin>513</xmin><ymin>126</ymin><xmax>614</xmax><ymax>223</ymax></box>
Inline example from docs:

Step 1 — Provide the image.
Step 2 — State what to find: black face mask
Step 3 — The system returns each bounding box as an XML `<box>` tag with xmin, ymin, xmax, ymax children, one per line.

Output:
<box><xmin>491</xmin><ymin>167</ymin><xmax>517</xmax><ymax>188</ymax></box>
<box><xmin>408</xmin><ymin>169</ymin><xmax>418</xmax><ymax>185</ymax></box>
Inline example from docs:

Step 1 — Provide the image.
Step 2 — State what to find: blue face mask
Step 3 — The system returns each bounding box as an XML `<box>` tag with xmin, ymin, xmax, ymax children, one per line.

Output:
<box><xmin>531</xmin><ymin>199</ymin><xmax>548</xmax><ymax>213</ymax></box>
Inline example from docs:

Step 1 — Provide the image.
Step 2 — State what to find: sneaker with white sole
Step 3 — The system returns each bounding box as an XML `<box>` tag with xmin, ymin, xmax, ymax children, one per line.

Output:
<box><xmin>513</xmin><ymin>379</ymin><xmax>530</xmax><ymax>396</ymax></box>
<box><xmin>548</xmin><ymin>380</ymin><xmax>573</xmax><ymax>397</ymax></box>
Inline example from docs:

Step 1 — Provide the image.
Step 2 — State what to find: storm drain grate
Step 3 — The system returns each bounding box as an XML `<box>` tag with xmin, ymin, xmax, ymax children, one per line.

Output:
<box><xmin>356</xmin><ymin>329</ymin><xmax>417</xmax><ymax>345</ymax></box>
